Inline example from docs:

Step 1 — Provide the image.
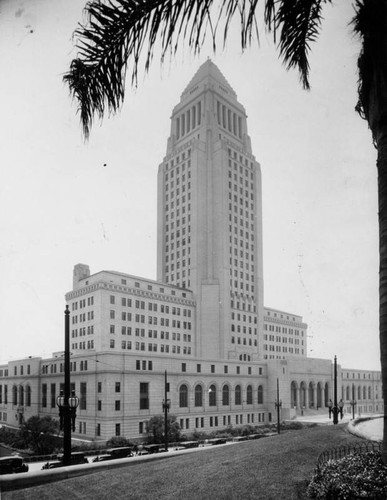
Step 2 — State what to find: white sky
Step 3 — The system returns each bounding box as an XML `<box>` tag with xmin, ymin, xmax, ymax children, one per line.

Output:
<box><xmin>0</xmin><ymin>0</ymin><xmax>380</xmax><ymax>371</ymax></box>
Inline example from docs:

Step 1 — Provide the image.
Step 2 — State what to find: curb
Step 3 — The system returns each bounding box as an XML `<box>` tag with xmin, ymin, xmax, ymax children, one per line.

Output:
<box><xmin>0</xmin><ymin>452</ymin><xmax>173</xmax><ymax>493</ymax></box>
<box><xmin>347</xmin><ymin>416</ymin><xmax>382</xmax><ymax>442</ymax></box>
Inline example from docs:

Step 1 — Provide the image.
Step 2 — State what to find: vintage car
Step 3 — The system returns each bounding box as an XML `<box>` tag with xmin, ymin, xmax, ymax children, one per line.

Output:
<box><xmin>92</xmin><ymin>447</ymin><xmax>134</xmax><ymax>462</ymax></box>
<box><xmin>0</xmin><ymin>456</ymin><xmax>29</xmax><ymax>475</ymax></box>
<box><xmin>42</xmin><ymin>451</ymin><xmax>88</xmax><ymax>470</ymax></box>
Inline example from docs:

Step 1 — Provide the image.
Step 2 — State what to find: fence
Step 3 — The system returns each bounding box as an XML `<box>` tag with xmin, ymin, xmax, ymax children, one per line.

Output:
<box><xmin>316</xmin><ymin>441</ymin><xmax>382</xmax><ymax>470</ymax></box>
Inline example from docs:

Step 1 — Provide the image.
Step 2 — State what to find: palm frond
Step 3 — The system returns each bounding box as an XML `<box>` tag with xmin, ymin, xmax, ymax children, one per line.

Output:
<box><xmin>274</xmin><ymin>0</ymin><xmax>330</xmax><ymax>90</ymax></box>
<box><xmin>64</xmin><ymin>0</ymin><xmax>218</xmax><ymax>138</ymax></box>
<box><xmin>64</xmin><ymin>0</ymin><xmax>330</xmax><ymax>137</ymax></box>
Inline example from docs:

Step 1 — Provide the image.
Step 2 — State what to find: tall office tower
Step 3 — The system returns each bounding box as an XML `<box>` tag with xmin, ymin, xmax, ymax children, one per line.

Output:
<box><xmin>157</xmin><ymin>60</ymin><xmax>264</xmax><ymax>362</ymax></box>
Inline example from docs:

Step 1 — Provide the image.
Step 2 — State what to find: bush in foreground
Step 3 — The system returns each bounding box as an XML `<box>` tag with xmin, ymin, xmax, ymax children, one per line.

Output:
<box><xmin>307</xmin><ymin>451</ymin><xmax>387</xmax><ymax>499</ymax></box>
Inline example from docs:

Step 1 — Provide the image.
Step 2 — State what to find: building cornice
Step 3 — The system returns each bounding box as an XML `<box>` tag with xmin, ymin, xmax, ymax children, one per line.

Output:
<box><xmin>66</xmin><ymin>281</ymin><xmax>196</xmax><ymax>307</ymax></box>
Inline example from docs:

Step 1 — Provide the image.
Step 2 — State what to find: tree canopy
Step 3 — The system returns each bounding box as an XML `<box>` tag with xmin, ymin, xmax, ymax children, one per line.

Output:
<box><xmin>19</xmin><ymin>415</ymin><xmax>59</xmax><ymax>455</ymax></box>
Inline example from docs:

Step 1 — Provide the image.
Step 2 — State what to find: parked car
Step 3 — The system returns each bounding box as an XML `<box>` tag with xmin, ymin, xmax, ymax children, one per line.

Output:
<box><xmin>0</xmin><ymin>456</ymin><xmax>29</xmax><ymax>475</ymax></box>
<box><xmin>143</xmin><ymin>444</ymin><xmax>161</xmax><ymax>454</ymax></box>
<box><xmin>180</xmin><ymin>441</ymin><xmax>199</xmax><ymax>449</ymax></box>
<box><xmin>42</xmin><ymin>451</ymin><xmax>88</xmax><ymax>470</ymax></box>
<box><xmin>92</xmin><ymin>454</ymin><xmax>113</xmax><ymax>463</ymax></box>
<box><xmin>92</xmin><ymin>447</ymin><xmax>134</xmax><ymax>463</ymax></box>
<box><xmin>106</xmin><ymin>447</ymin><xmax>134</xmax><ymax>459</ymax></box>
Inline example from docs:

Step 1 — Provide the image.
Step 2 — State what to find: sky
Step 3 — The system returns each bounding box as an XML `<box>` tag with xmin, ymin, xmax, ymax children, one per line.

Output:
<box><xmin>0</xmin><ymin>0</ymin><xmax>380</xmax><ymax>371</ymax></box>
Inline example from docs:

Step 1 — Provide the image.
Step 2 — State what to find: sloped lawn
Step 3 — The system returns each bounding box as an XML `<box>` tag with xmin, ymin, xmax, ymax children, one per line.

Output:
<box><xmin>2</xmin><ymin>424</ymin><xmax>370</xmax><ymax>500</ymax></box>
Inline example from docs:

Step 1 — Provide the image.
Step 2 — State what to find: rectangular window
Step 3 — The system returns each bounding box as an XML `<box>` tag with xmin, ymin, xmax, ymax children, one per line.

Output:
<box><xmin>197</xmin><ymin>364</ymin><xmax>201</xmax><ymax>373</ymax></box>
<box><xmin>80</xmin><ymin>382</ymin><xmax>87</xmax><ymax>410</ymax></box>
<box><xmin>98</xmin><ymin>400</ymin><xmax>102</xmax><ymax>411</ymax></box>
<box><xmin>42</xmin><ymin>384</ymin><xmax>47</xmax><ymax>408</ymax></box>
<box><xmin>98</xmin><ymin>382</ymin><xmax>102</xmax><ymax>393</ymax></box>
<box><xmin>115</xmin><ymin>400</ymin><xmax>121</xmax><ymax>411</ymax></box>
<box><xmin>140</xmin><ymin>382</ymin><xmax>149</xmax><ymax>410</ymax></box>
<box><xmin>182</xmin><ymin>363</ymin><xmax>186</xmax><ymax>372</ymax></box>
<box><xmin>115</xmin><ymin>382</ymin><xmax>121</xmax><ymax>393</ymax></box>
<box><xmin>50</xmin><ymin>384</ymin><xmax>56</xmax><ymax>408</ymax></box>
<box><xmin>115</xmin><ymin>423</ymin><xmax>121</xmax><ymax>436</ymax></box>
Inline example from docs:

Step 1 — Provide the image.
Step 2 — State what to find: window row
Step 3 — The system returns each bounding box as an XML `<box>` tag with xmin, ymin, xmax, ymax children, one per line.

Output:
<box><xmin>178</xmin><ymin>383</ymin><xmax>264</xmax><ymax>407</ymax></box>
<box><xmin>71</xmin><ymin>296</ymin><xmax>94</xmax><ymax>310</ymax></box>
<box><xmin>176</xmin><ymin>102</ymin><xmax>201</xmax><ymax>140</ymax></box>
<box><xmin>110</xmin><ymin>339</ymin><xmax>192</xmax><ymax>355</ymax></box>
<box><xmin>72</xmin><ymin>326</ymin><xmax>94</xmax><ymax>337</ymax></box>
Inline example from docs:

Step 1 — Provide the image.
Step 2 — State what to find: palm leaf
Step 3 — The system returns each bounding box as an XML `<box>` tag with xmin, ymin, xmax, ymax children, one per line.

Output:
<box><xmin>64</xmin><ymin>0</ymin><xmax>330</xmax><ymax>138</ymax></box>
<box><xmin>274</xmin><ymin>0</ymin><xmax>330</xmax><ymax>90</ymax></box>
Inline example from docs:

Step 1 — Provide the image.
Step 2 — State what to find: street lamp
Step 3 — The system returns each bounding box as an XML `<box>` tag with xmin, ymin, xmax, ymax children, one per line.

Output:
<box><xmin>162</xmin><ymin>370</ymin><xmax>171</xmax><ymax>452</ymax></box>
<box><xmin>56</xmin><ymin>306</ymin><xmax>80</xmax><ymax>466</ymax></box>
<box><xmin>57</xmin><ymin>390</ymin><xmax>79</xmax><ymax>433</ymax></box>
<box><xmin>328</xmin><ymin>355</ymin><xmax>341</xmax><ymax>424</ymax></box>
<box><xmin>274</xmin><ymin>378</ymin><xmax>282</xmax><ymax>434</ymax></box>
<box><xmin>350</xmin><ymin>384</ymin><xmax>357</xmax><ymax>419</ymax></box>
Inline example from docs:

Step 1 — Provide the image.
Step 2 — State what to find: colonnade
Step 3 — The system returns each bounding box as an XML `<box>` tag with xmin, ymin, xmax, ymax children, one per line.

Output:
<box><xmin>290</xmin><ymin>381</ymin><xmax>329</xmax><ymax>410</ymax></box>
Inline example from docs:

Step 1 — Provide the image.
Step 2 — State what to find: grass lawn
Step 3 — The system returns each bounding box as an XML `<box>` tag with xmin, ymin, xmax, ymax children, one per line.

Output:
<box><xmin>2</xmin><ymin>424</ymin><xmax>367</xmax><ymax>500</ymax></box>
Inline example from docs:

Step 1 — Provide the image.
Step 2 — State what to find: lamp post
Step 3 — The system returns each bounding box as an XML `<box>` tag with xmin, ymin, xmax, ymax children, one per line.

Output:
<box><xmin>328</xmin><ymin>356</ymin><xmax>342</xmax><ymax>424</ymax></box>
<box><xmin>162</xmin><ymin>370</ymin><xmax>171</xmax><ymax>452</ymax></box>
<box><xmin>56</xmin><ymin>306</ymin><xmax>79</xmax><ymax>466</ymax></box>
<box><xmin>350</xmin><ymin>383</ymin><xmax>357</xmax><ymax>419</ymax></box>
<box><xmin>274</xmin><ymin>378</ymin><xmax>282</xmax><ymax>434</ymax></box>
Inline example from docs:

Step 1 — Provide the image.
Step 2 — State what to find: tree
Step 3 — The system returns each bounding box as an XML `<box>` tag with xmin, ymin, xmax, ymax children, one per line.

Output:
<box><xmin>145</xmin><ymin>414</ymin><xmax>181</xmax><ymax>444</ymax></box>
<box><xmin>64</xmin><ymin>0</ymin><xmax>387</xmax><ymax>462</ymax></box>
<box><xmin>19</xmin><ymin>415</ymin><xmax>59</xmax><ymax>455</ymax></box>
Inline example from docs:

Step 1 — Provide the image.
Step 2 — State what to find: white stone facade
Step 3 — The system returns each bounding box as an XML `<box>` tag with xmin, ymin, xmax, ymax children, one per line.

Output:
<box><xmin>0</xmin><ymin>62</ymin><xmax>382</xmax><ymax>442</ymax></box>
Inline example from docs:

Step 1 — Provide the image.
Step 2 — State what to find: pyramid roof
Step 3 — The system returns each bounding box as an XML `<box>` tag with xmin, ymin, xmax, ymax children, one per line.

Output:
<box><xmin>181</xmin><ymin>59</ymin><xmax>237</xmax><ymax>98</ymax></box>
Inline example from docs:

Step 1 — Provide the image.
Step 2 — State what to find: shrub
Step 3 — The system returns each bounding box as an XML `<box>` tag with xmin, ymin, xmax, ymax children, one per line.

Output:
<box><xmin>105</xmin><ymin>436</ymin><xmax>131</xmax><ymax>448</ymax></box>
<box><xmin>282</xmin><ymin>421</ymin><xmax>304</xmax><ymax>431</ymax></box>
<box><xmin>19</xmin><ymin>415</ymin><xmax>60</xmax><ymax>455</ymax></box>
<box><xmin>240</xmin><ymin>425</ymin><xmax>255</xmax><ymax>436</ymax></box>
<box><xmin>145</xmin><ymin>414</ymin><xmax>181</xmax><ymax>444</ymax></box>
<box><xmin>0</xmin><ymin>427</ymin><xmax>19</xmax><ymax>446</ymax></box>
<box><xmin>307</xmin><ymin>451</ymin><xmax>387</xmax><ymax>499</ymax></box>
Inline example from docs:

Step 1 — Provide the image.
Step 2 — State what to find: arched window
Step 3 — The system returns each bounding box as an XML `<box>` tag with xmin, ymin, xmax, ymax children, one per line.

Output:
<box><xmin>26</xmin><ymin>385</ymin><xmax>31</xmax><ymax>407</ymax></box>
<box><xmin>179</xmin><ymin>384</ymin><xmax>188</xmax><ymax>408</ymax></box>
<box><xmin>235</xmin><ymin>385</ymin><xmax>242</xmax><ymax>405</ymax></box>
<box><xmin>358</xmin><ymin>386</ymin><xmax>361</xmax><ymax>400</ymax></box>
<box><xmin>363</xmin><ymin>386</ymin><xmax>366</xmax><ymax>400</ymax></box>
<box><xmin>368</xmin><ymin>386</ymin><xmax>372</xmax><ymax>399</ymax></box>
<box><xmin>19</xmin><ymin>385</ymin><xmax>24</xmax><ymax>406</ymax></box>
<box><xmin>257</xmin><ymin>385</ymin><xmax>263</xmax><ymax>404</ymax></box>
<box><xmin>209</xmin><ymin>385</ymin><xmax>216</xmax><ymax>406</ymax></box>
<box><xmin>246</xmin><ymin>385</ymin><xmax>253</xmax><ymax>404</ymax></box>
<box><xmin>222</xmin><ymin>385</ymin><xmax>230</xmax><ymax>406</ymax></box>
<box><xmin>194</xmin><ymin>385</ymin><xmax>203</xmax><ymax>407</ymax></box>
<box><xmin>12</xmin><ymin>385</ymin><xmax>18</xmax><ymax>405</ymax></box>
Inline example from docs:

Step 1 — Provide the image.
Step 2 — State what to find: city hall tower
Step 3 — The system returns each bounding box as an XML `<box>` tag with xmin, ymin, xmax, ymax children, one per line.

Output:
<box><xmin>157</xmin><ymin>60</ymin><xmax>264</xmax><ymax>361</ymax></box>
